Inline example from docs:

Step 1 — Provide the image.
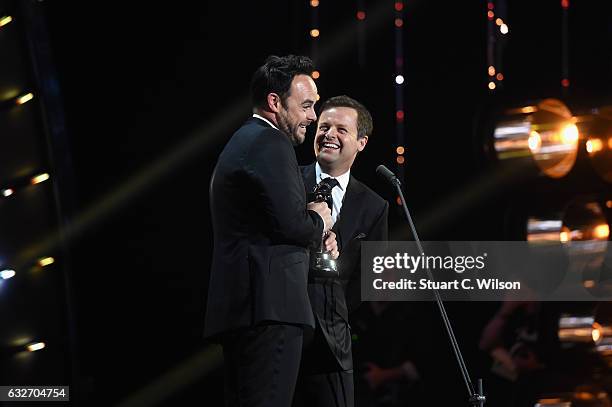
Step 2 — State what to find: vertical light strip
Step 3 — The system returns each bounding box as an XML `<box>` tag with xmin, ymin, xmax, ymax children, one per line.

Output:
<box><xmin>561</xmin><ymin>0</ymin><xmax>570</xmax><ymax>91</ymax></box>
<box><xmin>357</xmin><ymin>0</ymin><xmax>366</xmax><ymax>69</ymax></box>
<box><xmin>487</xmin><ymin>1</ymin><xmax>496</xmax><ymax>91</ymax></box>
<box><xmin>310</xmin><ymin>0</ymin><xmax>320</xmax><ymax>67</ymax></box>
<box><xmin>394</xmin><ymin>1</ymin><xmax>405</xmax><ymax>190</ymax></box>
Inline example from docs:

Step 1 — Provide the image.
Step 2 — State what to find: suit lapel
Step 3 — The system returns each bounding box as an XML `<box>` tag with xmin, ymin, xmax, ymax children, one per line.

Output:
<box><xmin>302</xmin><ymin>163</ymin><xmax>317</xmax><ymax>194</ymax></box>
<box><xmin>333</xmin><ymin>176</ymin><xmax>365</xmax><ymax>252</ymax></box>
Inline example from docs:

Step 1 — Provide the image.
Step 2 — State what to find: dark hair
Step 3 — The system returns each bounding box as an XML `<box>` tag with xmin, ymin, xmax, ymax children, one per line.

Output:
<box><xmin>250</xmin><ymin>55</ymin><xmax>315</xmax><ymax>108</ymax></box>
<box><xmin>319</xmin><ymin>95</ymin><xmax>373</xmax><ymax>139</ymax></box>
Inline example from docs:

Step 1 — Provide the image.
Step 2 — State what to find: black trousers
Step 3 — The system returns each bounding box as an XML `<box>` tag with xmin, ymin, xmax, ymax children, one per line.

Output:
<box><xmin>222</xmin><ymin>324</ymin><xmax>304</xmax><ymax>407</ymax></box>
<box><xmin>294</xmin><ymin>369</ymin><xmax>354</xmax><ymax>407</ymax></box>
<box><xmin>293</xmin><ymin>325</ymin><xmax>355</xmax><ymax>407</ymax></box>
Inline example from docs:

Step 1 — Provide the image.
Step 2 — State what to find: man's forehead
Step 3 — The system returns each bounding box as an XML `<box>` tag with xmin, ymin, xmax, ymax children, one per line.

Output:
<box><xmin>320</xmin><ymin>107</ymin><xmax>357</xmax><ymax>123</ymax></box>
<box><xmin>291</xmin><ymin>75</ymin><xmax>317</xmax><ymax>95</ymax></box>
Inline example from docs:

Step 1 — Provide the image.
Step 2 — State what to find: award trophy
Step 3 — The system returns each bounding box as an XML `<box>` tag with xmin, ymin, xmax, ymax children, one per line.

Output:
<box><xmin>308</xmin><ymin>179</ymin><xmax>338</xmax><ymax>275</ymax></box>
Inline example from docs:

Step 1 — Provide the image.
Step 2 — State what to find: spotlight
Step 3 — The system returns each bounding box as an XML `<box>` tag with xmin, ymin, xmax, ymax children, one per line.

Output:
<box><xmin>527</xmin><ymin>200</ymin><xmax>609</xmax><ymax>244</ymax></box>
<box><xmin>38</xmin><ymin>257</ymin><xmax>55</xmax><ymax>267</ymax></box>
<box><xmin>16</xmin><ymin>93</ymin><xmax>34</xmax><ymax>105</ymax></box>
<box><xmin>581</xmin><ymin>106</ymin><xmax>612</xmax><ymax>183</ymax></box>
<box><xmin>492</xmin><ymin>99</ymin><xmax>579</xmax><ymax>178</ymax></box>
<box><xmin>558</xmin><ymin>314</ymin><xmax>600</xmax><ymax>344</ymax></box>
<box><xmin>0</xmin><ymin>15</ymin><xmax>12</xmax><ymax>27</ymax></box>
<box><xmin>31</xmin><ymin>173</ymin><xmax>50</xmax><ymax>185</ymax></box>
<box><xmin>527</xmin><ymin>199</ymin><xmax>611</xmax><ymax>298</ymax></box>
<box><xmin>26</xmin><ymin>342</ymin><xmax>46</xmax><ymax>352</ymax></box>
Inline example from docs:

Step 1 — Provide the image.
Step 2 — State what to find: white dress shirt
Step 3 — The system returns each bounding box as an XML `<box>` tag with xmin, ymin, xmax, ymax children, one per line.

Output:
<box><xmin>315</xmin><ymin>162</ymin><xmax>350</xmax><ymax>224</ymax></box>
<box><xmin>252</xmin><ymin>113</ymin><xmax>279</xmax><ymax>130</ymax></box>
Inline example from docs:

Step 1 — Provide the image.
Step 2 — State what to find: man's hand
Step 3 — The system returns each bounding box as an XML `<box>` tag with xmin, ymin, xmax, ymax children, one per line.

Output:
<box><xmin>307</xmin><ymin>201</ymin><xmax>333</xmax><ymax>232</ymax></box>
<box><xmin>324</xmin><ymin>230</ymin><xmax>339</xmax><ymax>259</ymax></box>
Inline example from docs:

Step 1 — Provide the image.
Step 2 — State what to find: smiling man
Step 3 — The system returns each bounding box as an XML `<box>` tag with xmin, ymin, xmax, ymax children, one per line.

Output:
<box><xmin>205</xmin><ymin>55</ymin><xmax>338</xmax><ymax>407</ymax></box>
<box><xmin>295</xmin><ymin>95</ymin><xmax>389</xmax><ymax>407</ymax></box>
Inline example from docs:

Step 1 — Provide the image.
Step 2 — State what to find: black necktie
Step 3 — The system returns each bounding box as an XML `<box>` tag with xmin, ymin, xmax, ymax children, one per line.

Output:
<box><xmin>317</xmin><ymin>177</ymin><xmax>339</xmax><ymax>210</ymax></box>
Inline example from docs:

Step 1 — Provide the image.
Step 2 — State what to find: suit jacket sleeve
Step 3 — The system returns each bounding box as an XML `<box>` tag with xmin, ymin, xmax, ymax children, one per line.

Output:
<box><xmin>245</xmin><ymin>129</ymin><xmax>324</xmax><ymax>247</ymax></box>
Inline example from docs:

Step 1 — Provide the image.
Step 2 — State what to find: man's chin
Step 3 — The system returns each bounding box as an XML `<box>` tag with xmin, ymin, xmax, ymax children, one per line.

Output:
<box><xmin>291</xmin><ymin>133</ymin><xmax>306</xmax><ymax>146</ymax></box>
<box><xmin>316</xmin><ymin>153</ymin><xmax>336</xmax><ymax>165</ymax></box>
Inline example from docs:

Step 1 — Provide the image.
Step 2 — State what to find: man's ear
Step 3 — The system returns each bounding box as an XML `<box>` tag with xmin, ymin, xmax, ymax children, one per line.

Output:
<box><xmin>267</xmin><ymin>93</ymin><xmax>281</xmax><ymax>113</ymax></box>
<box><xmin>357</xmin><ymin>136</ymin><xmax>368</xmax><ymax>152</ymax></box>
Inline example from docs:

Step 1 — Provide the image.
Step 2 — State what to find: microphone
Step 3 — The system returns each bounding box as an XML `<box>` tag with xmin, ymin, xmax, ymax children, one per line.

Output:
<box><xmin>376</xmin><ymin>164</ymin><xmax>401</xmax><ymax>186</ymax></box>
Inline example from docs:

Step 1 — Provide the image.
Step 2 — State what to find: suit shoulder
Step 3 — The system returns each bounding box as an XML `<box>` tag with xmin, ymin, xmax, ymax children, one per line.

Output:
<box><xmin>239</xmin><ymin>121</ymin><xmax>290</xmax><ymax>144</ymax></box>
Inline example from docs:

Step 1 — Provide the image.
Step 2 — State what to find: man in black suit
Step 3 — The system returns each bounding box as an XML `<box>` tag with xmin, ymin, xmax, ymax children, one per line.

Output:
<box><xmin>294</xmin><ymin>95</ymin><xmax>389</xmax><ymax>407</ymax></box>
<box><xmin>204</xmin><ymin>55</ymin><xmax>338</xmax><ymax>407</ymax></box>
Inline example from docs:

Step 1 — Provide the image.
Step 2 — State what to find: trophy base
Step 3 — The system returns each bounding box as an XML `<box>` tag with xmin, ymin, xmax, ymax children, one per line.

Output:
<box><xmin>310</xmin><ymin>252</ymin><xmax>338</xmax><ymax>276</ymax></box>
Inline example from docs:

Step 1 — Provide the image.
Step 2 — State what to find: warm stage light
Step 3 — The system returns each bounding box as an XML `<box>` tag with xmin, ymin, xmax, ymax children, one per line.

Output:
<box><xmin>581</xmin><ymin>106</ymin><xmax>612</xmax><ymax>183</ymax></box>
<box><xmin>0</xmin><ymin>16</ymin><xmax>12</xmax><ymax>27</ymax></box>
<box><xmin>310</xmin><ymin>0</ymin><xmax>319</xmax><ymax>7</ymax></box>
<box><xmin>527</xmin><ymin>201</ymin><xmax>609</xmax><ymax>244</ymax></box>
<box><xmin>593</xmin><ymin>224</ymin><xmax>610</xmax><ymax>240</ymax></box>
<box><xmin>357</xmin><ymin>11</ymin><xmax>366</xmax><ymax>20</ymax></box>
<box><xmin>488</xmin><ymin>66</ymin><xmax>495</xmax><ymax>76</ymax></box>
<box><xmin>311</xmin><ymin>70</ymin><xmax>320</xmax><ymax>79</ymax></box>
<box><xmin>396</xmin><ymin>146</ymin><xmax>405</xmax><ymax>155</ymax></box>
<box><xmin>394</xmin><ymin>18</ymin><xmax>403</xmax><ymax>28</ymax></box>
<box><xmin>558</xmin><ymin>315</ymin><xmax>603</xmax><ymax>344</ymax></box>
<box><xmin>493</xmin><ymin>99</ymin><xmax>578</xmax><ymax>178</ymax></box>
<box><xmin>310</xmin><ymin>29</ymin><xmax>320</xmax><ymax>38</ymax></box>
<box><xmin>528</xmin><ymin>131</ymin><xmax>542</xmax><ymax>152</ymax></box>
<box><xmin>496</xmin><ymin>73</ymin><xmax>504</xmax><ymax>81</ymax></box>
<box><xmin>31</xmin><ymin>173</ymin><xmax>50</xmax><ymax>184</ymax></box>
<box><xmin>487</xmin><ymin>11</ymin><xmax>494</xmax><ymax>20</ymax></box>
<box><xmin>396</xmin><ymin>156</ymin><xmax>405</xmax><ymax>164</ymax></box>
<box><xmin>38</xmin><ymin>257</ymin><xmax>55</xmax><ymax>267</ymax></box>
<box><xmin>495</xmin><ymin>18</ymin><xmax>503</xmax><ymax>26</ymax></box>
<box><xmin>394</xmin><ymin>2</ymin><xmax>404</xmax><ymax>12</ymax></box>
<box><xmin>592</xmin><ymin>322</ymin><xmax>603</xmax><ymax>343</ymax></box>
<box><xmin>586</xmin><ymin>138</ymin><xmax>604</xmax><ymax>154</ymax></box>
<box><xmin>16</xmin><ymin>93</ymin><xmax>34</xmax><ymax>105</ymax></box>
<box><xmin>26</xmin><ymin>342</ymin><xmax>46</xmax><ymax>352</ymax></box>
<box><xmin>488</xmin><ymin>81</ymin><xmax>496</xmax><ymax>90</ymax></box>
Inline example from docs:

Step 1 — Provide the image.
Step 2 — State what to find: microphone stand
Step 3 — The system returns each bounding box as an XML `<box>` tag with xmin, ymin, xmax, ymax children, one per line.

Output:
<box><xmin>381</xmin><ymin>167</ymin><xmax>486</xmax><ymax>407</ymax></box>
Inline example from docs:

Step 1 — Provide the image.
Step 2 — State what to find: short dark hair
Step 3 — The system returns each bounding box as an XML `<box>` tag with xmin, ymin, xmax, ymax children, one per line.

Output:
<box><xmin>318</xmin><ymin>95</ymin><xmax>373</xmax><ymax>139</ymax></box>
<box><xmin>250</xmin><ymin>55</ymin><xmax>315</xmax><ymax>108</ymax></box>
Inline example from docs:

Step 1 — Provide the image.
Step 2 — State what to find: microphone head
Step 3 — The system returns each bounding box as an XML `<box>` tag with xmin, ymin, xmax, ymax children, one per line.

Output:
<box><xmin>376</xmin><ymin>165</ymin><xmax>397</xmax><ymax>183</ymax></box>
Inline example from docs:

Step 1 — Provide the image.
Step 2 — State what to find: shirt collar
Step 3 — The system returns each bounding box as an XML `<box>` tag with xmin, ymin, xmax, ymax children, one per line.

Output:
<box><xmin>252</xmin><ymin>113</ymin><xmax>279</xmax><ymax>130</ymax></box>
<box><xmin>315</xmin><ymin>162</ymin><xmax>350</xmax><ymax>191</ymax></box>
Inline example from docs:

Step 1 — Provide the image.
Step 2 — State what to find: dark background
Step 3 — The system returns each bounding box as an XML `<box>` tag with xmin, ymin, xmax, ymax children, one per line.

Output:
<box><xmin>35</xmin><ymin>0</ymin><xmax>612</xmax><ymax>405</ymax></box>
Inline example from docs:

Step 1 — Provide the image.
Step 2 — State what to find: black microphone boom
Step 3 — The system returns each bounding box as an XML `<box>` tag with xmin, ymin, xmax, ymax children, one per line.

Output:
<box><xmin>376</xmin><ymin>164</ymin><xmax>401</xmax><ymax>187</ymax></box>
<box><xmin>375</xmin><ymin>164</ymin><xmax>486</xmax><ymax>407</ymax></box>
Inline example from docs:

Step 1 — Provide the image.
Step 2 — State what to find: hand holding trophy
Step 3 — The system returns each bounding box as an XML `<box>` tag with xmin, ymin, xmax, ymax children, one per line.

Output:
<box><xmin>308</xmin><ymin>178</ymin><xmax>340</xmax><ymax>275</ymax></box>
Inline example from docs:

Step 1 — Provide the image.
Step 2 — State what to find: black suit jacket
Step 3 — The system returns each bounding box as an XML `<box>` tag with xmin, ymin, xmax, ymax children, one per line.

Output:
<box><xmin>204</xmin><ymin>118</ymin><xmax>324</xmax><ymax>338</ymax></box>
<box><xmin>300</xmin><ymin>163</ymin><xmax>388</xmax><ymax>371</ymax></box>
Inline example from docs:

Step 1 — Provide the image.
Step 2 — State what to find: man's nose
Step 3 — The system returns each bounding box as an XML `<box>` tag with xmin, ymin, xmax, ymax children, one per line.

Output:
<box><xmin>307</xmin><ymin>107</ymin><xmax>317</xmax><ymax>122</ymax></box>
